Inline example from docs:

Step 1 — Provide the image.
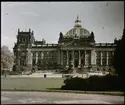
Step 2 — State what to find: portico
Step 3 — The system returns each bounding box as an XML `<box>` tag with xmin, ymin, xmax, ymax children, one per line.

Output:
<box><xmin>60</xmin><ymin>49</ymin><xmax>93</xmax><ymax>70</ymax></box>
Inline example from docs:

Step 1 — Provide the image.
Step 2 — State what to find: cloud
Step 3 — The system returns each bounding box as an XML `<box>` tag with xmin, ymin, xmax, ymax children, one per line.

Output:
<box><xmin>2</xmin><ymin>2</ymin><xmax>29</xmax><ymax>8</ymax></box>
<box><xmin>19</xmin><ymin>11</ymin><xmax>40</xmax><ymax>17</ymax></box>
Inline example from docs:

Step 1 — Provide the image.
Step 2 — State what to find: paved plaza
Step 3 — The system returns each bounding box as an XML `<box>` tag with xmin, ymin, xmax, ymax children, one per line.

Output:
<box><xmin>2</xmin><ymin>71</ymin><xmax>106</xmax><ymax>78</ymax></box>
<box><xmin>1</xmin><ymin>91</ymin><xmax>124</xmax><ymax>104</ymax></box>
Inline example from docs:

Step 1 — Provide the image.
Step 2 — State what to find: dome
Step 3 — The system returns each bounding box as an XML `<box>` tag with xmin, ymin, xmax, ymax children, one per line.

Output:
<box><xmin>65</xmin><ymin>27</ymin><xmax>90</xmax><ymax>37</ymax></box>
<box><xmin>64</xmin><ymin>15</ymin><xmax>90</xmax><ymax>38</ymax></box>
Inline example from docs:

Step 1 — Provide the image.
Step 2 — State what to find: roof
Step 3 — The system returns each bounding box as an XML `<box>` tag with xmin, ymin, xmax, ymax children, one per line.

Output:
<box><xmin>64</xmin><ymin>27</ymin><xmax>90</xmax><ymax>38</ymax></box>
<box><xmin>64</xmin><ymin>15</ymin><xmax>90</xmax><ymax>38</ymax></box>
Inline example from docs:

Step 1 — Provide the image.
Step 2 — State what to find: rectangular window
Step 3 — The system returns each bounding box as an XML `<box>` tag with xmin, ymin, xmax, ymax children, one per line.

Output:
<box><xmin>96</xmin><ymin>51</ymin><xmax>101</xmax><ymax>66</ymax></box>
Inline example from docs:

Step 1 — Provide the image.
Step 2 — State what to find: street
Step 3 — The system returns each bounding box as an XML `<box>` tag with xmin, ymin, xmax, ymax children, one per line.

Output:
<box><xmin>1</xmin><ymin>91</ymin><xmax>124</xmax><ymax>104</ymax></box>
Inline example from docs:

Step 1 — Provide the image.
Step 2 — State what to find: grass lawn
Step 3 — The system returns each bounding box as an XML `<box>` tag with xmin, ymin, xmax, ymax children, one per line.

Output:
<box><xmin>1</xmin><ymin>77</ymin><xmax>64</xmax><ymax>91</ymax></box>
<box><xmin>1</xmin><ymin>77</ymin><xmax>124</xmax><ymax>96</ymax></box>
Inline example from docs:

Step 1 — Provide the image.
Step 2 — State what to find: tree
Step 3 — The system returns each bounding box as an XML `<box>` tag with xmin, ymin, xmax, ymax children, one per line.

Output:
<box><xmin>113</xmin><ymin>29</ymin><xmax>125</xmax><ymax>91</ymax></box>
<box><xmin>1</xmin><ymin>45</ymin><xmax>15</xmax><ymax>74</ymax></box>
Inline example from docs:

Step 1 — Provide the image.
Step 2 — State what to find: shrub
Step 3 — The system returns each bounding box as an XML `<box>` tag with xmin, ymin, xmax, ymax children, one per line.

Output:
<box><xmin>61</xmin><ymin>74</ymin><xmax>123</xmax><ymax>91</ymax></box>
<box><xmin>9</xmin><ymin>71</ymin><xmax>22</xmax><ymax>75</ymax></box>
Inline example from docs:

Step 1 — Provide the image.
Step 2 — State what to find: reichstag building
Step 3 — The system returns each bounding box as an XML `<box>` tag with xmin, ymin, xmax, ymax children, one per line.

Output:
<box><xmin>13</xmin><ymin>16</ymin><xmax>116</xmax><ymax>73</ymax></box>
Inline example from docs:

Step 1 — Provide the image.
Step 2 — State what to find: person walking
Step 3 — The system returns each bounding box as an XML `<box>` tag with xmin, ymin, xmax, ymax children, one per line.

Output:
<box><xmin>44</xmin><ymin>74</ymin><xmax>47</xmax><ymax>78</ymax></box>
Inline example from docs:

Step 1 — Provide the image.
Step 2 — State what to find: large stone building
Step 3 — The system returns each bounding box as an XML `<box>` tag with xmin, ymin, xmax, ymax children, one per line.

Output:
<box><xmin>13</xmin><ymin>16</ymin><xmax>116</xmax><ymax>73</ymax></box>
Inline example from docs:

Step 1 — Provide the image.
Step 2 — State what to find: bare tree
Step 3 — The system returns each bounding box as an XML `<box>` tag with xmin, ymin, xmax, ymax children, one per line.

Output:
<box><xmin>1</xmin><ymin>45</ymin><xmax>15</xmax><ymax>75</ymax></box>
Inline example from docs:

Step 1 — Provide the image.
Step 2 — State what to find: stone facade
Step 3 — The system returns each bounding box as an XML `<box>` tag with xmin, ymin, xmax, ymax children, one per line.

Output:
<box><xmin>13</xmin><ymin>16</ymin><xmax>116</xmax><ymax>73</ymax></box>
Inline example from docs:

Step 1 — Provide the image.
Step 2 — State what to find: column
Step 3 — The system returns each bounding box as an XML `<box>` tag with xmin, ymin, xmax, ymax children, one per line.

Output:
<box><xmin>27</xmin><ymin>50</ymin><xmax>32</xmax><ymax>66</ymax></box>
<box><xmin>89</xmin><ymin>49</ymin><xmax>97</xmax><ymax>71</ymax></box>
<box><xmin>78</xmin><ymin>50</ymin><xmax>81</xmax><ymax>68</ymax></box>
<box><xmin>31</xmin><ymin>52</ymin><xmax>33</xmax><ymax>65</ymax></box>
<box><xmin>72</xmin><ymin>50</ymin><xmax>74</xmax><ymax>69</ymax></box>
<box><xmin>26</xmin><ymin>51</ymin><xmax>28</xmax><ymax>66</ymax></box>
<box><xmin>36</xmin><ymin>52</ymin><xmax>38</xmax><ymax>65</ymax></box>
<box><xmin>106</xmin><ymin>51</ymin><xmax>108</xmax><ymax>66</ymax></box>
<box><xmin>57</xmin><ymin>50</ymin><xmax>60</xmax><ymax>65</ymax></box>
<box><xmin>89</xmin><ymin>51</ymin><xmax>91</xmax><ymax>66</ymax></box>
<box><xmin>41</xmin><ymin>52</ymin><xmax>43</xmax><ymax>59</ymax></box>
<box><xmin>60</xmin><ymin>50</ymin><xmax>63</xmax><ymax>65</ymax></box>
<box><xmin>84</xmin><ymin>50</ymin><xmax>87</xmax><ymax>66</ymax></box>
<box><xmin>66</xmin><ymin>50</ymin><xmax>69</xmax><ymax>66</ymax></box>
<box><xmin>16</xmin><ymin>51</ymin><xmax>20</xmax><ymax>65</ymax></box>
<box><xmin>91</xmin><ymin>49</ymin><xmax>96</xmax><ymax>66</ymax></box>
<box><xmin>100</xmin><ymin>51</ymin><xmax>103</xmax><ymax>66</ymax></box>
<box><xmin>41</xmin><ymin>52</ymin><xmax>43</xmax><ymax>65</ymax></box>
<box><xmin>111</xmin><ymin>52</ymin><xmax>114</xmax><ymax>66</ymax></box>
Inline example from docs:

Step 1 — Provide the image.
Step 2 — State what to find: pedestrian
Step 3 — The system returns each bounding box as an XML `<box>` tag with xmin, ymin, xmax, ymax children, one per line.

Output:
<box><xmin>44</xmin><ymin>74</ymin><xmax>46</xmax><ymax>78</ymax></box>
<box><xmin>62</xmin><ymin>74</ymin><xmax>64</xmax><ymax>78</ymax></box>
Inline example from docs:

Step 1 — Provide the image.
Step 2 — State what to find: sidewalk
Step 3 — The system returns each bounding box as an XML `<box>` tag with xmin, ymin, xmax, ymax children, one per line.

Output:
<box><xmin>2</xmin><ymin>89</ymin><xmax>124</xmax><ymax>96</ymax></box>
<box><xmin>1</xmin><ymin>73</ymin><xmax>84</xmax><ymax>78</ymax></box>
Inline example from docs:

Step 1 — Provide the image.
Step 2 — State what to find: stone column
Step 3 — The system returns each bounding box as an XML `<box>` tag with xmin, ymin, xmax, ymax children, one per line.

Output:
<box><xmin>89</xmin><ymin>51</ymin><xmax>91</xmax><ymax>66</ymax></box>
<box><xmin>31</xmin><ymin>52</ymin><xmax>33</xmax><ymax>65</ymax></box>
<box><xmin>26</xmin><ymin>51</ymin><xmax>28</xmax><ymax>66</ymax></box>
<box><xmin>84</xmin><ymin>50</ymin><xmax>87</xmax><ymax>66</ymax></box>
<box><xmin>41</xmin><ymin>52</ymin><xmax>43</xmax><ymax>65</ymax></box>
<box><xmin>111</xmin><ymin>52</ymin><xmax>114</xmax><ymax>66</ymax></box>
<box><xmin>36</xmin><ymin>52</ymin><xmax>38</xmax><ymax>65</ymax></box>
<box><xmin>106</xmin><ymin>51</ymin><xmax>109</xmax><ymax>66</ymax></box>
<box><xmin>60</xmin><ymin>50</ymin><xmax>61</xmax><ymax>65</ymax></box>
<box><xmin>90</xmin><ymin>49</ymin><xmax>97</xmax><ymax>71</ymax></box>
<box><xmin>27</xmin><ymin>49</ymin><xmax>32</xmax><ymax>66</ymax></box>
<box><xmin>66</xmin><ymin>50</ymin><xmax>69</xmax><ymax>67</ymax></box>
<box><xmin>30</xmin><ymin>52</ymin><xmax>32</xmax><ymax>65</ymax></box>
<box><xmin>91</xmin><ymin>49</ymin><xmax>96</xmax><ymax>66</ymax></box>
<box><xmin>57</xmin><ymin>49</ymin><xmax>60</xmax><ymax>65</ymax></box>
<box><xmin>73</xmin><ymin>50</ymin><xmax>74</xmax><ymax>67</ymax></box>
<box><xmin>72</xmin><ymin>50</ymin><xmax>74</xmax><ymax>69</ymax></box>
<box><xmin>78</xmin><ymin>50</ymin><xmax>81</xmax><ymax>68</ymax></box>
<box><xmin>16</xmin><ymin>51</ymin><xmax>20</xmax><ymax>65</ymax></box>
<box><xmin>41</xmin><ymin>52</ymin><xmax>43</xmax><ymax>59</ymax></box>
<box><xmin>100</xmin><ymin>51</ymin><xmax>103</xmax><ymax>66</ymax></box>
<box><xmin>60</xmin><ymin>50</ymin><xmax>63</xmax><ymax>66</ymax></box>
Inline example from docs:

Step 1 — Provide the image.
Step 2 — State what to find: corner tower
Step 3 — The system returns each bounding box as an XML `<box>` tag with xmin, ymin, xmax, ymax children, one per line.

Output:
<box><xmin>13</xmin><ymin>29</ymin><xmax>35</xmax><ymax>72</ymax></box>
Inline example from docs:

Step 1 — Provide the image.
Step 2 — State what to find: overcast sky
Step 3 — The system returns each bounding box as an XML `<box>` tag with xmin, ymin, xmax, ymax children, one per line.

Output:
<box><xmin>1</xmin><ymin>1</ymin><xmax>124</xmax><ymax>52</ymax></box>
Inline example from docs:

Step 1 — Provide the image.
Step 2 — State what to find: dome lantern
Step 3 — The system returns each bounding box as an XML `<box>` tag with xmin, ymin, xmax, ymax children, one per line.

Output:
<box><xmin>74</xmin><ymin>15</ymin><xmax>82</xmax><ymax>27</ymax></box>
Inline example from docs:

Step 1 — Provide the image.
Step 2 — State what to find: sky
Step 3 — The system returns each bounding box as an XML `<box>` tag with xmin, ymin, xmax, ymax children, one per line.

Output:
<box><xmin>1</xmin><ymin>1</ymin><xmax>124</xmax><ymax>52</ymax></box>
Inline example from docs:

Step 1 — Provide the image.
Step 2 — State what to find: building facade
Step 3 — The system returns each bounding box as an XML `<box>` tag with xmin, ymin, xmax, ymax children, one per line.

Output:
<box><xmin>13</xmin><ymin>16</ymin><xmax>116</xmax><ymax>73</ymax></box>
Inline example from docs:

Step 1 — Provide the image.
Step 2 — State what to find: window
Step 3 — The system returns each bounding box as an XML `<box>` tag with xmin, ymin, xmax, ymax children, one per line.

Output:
<box><xmin>96</xmin><ymin>51</ymin><xmax>101</xmax><ymax>66</ymax></box>
<box><xmin>37</xmin><ymin>59</ymin><xmax>41</xmax><ymax>65</ymax></box>
<box><xmin>102</xmin><ymin>58</ymin><xmax>106</xmax><ymax>66</ymax></box>
<box><xmin>96</xmin><ymin>59</ymin><xmax>101</xmax><ymax>66</ymax></box>
<box><xmin>18</xmin><ymin>38</ymin><xmax>20</xmax><ymax>42</ymax></box>
<box><xmin>32</xmin><ymin>59</ymin><xmax>36</xmax><ymax>66</ymax></box>
<box><xmin>20</xmin><ymin>56</ymin><xmax>26</xmax><ymax>66</ymax></box>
